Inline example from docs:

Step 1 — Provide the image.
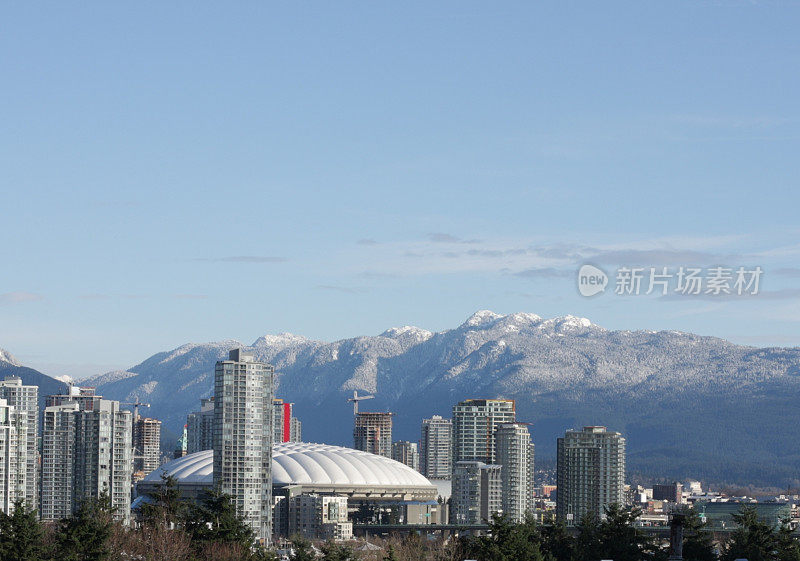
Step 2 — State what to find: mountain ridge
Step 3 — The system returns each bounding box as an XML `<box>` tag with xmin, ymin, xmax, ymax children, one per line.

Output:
<box><xmin>8</xmin><ymin>311</ymin><xmax>800</xmax><ymax>486</ymax></box>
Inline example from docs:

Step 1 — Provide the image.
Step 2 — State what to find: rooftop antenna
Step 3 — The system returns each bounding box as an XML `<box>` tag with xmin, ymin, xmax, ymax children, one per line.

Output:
<box><xmin>347</xmin><ymin>390</ymin><xmax>374</xmax><ymax>415</ymax></box>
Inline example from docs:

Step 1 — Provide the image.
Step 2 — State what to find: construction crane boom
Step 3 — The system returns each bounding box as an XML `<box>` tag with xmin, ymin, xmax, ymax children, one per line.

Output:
<box><xmin>347</xmin><ymin>390</ymin><xmax>374</xmax><ymax>415</ymax></box>
<box><xmin>120</xmin><ymin>399</ymin><xmax>151</xmax><ymax>420</ymax></box>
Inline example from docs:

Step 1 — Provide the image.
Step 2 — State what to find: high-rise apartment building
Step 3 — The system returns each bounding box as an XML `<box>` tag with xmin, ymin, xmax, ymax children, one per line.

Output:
<box><xmin>496</xmin><ymin>423</ymin><xmax>534</xmax><ymax>522</ymax></box>
<box><xmin>40</xmin><ymin>402</ymin><xmax>78</xmax><ymax>521</ymax></box>
<box><xmin>273</xmin><ymin>399</ymin><xmax>302</xmax><ymax>443</ymax></box>
<box><xmin>0</xmin><ymin>398</ymin><xmax>26</xmax><ymax>514</ymax></box>
<box><xmin>0</xmin><ymin>376</ymin><xmax>37</xmax><ymax>507</ymax></box>
<box><xmin>556</xmin><ymin>426</ymin><xmax>626</xmax><ymax>524</ymax></box>
<box><xmin>451</xmin><ymin>461</ymin><xmax>502</xmax><ymax>524</ymax></box>
<box><xmin>353</xmin><ymin>412</ymin><xmax>393</xmax><ymax>458</ymax></box>
<box><xmin>186</xmin><ymin>397</ymin><xmax>214</xmax><ymax>454</ymax></box>
<box><xmin>41</xmin><ymin>398</ymin><xmax>132</xmax><ymax>524</ymax></box>
<box><xmin>213</xmin><ymin>349</ymin><xmax>274</xmax><ymax>541</ymax></box>
<box><xmin>452</xmin><ymin>399</ymin><xmax>515</xmax><ymax>464</ymax></box>
<box><xmin>420</xmin><ymin>415</ymin><xmax>452</xmax><ymax>480</ymax></box>
<box><xmin>391</xmin><ymin>441</ymin><xmax>419</xmax><ymax>471</ymax></box>
<box><xmin>133</xmin><ymin>416</ymin><xmax>162</xmax><ymax>476</ymax></box>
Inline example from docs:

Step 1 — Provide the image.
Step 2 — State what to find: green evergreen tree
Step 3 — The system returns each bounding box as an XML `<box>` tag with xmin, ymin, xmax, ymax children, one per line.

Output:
<box><xmin>722</xmin><ymin>506</ymin><xmax>777</xmax><ymax>561</ymax></box>
<box><xmin>776</xmin><ymin>517</ymin><xmax>800</xmax><ymax>561</ymax></box>
<box><xmin>596</xmin><ymin>504</ymin><xmax>659</xmax><ymax>561</ymax></box>
<box><xmin>289</xmin><ymin>535</ymin><xmax>316</xmax><ymax>561</ymax></box>
<box><xmin>461</xmin><ymin>514</ymin><xmax>545</xmax><ymax>561</ymax></box>
<box><xmin>539</xmin><ymin>519</ymin><xmax>575</xmax><ymax>561</ymax></box>
<box><xmin>0</xmin><ymin>500</ymin><xmax>45</xmax><ymax>561</ymax></box>
<box><xmin>184</xmin><ymin>488</ymin><xmax>254</xmax><ymax>548</ymax></box>
<box><xmin>574</xmin><ymin>511</ymin><xmax>603</xmax><ymax>561</ymax></box>
<box><xmin>54</xmin><ymin>492</ymin><xmax>115</xmax><ymax>561</ymax></box>
<box><xmin>140</xmin><ymin>473</ymin><xmax>186</xmax><ymax>528</ymax></box>
<box><xmin>682</xmin><ymin>509</ymin><xmax>718</xmax><ymax>561</ymax></box>
<box><xmin>319</xmin><ymin>540</ymin><xmax>354</xmax><ymax>561</ymax></box>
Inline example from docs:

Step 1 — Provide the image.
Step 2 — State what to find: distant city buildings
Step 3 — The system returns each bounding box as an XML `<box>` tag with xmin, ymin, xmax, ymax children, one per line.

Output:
<box><xmin>132</xmin><ymin>415</ymin><xmax>161</xmax><ymax>476</ymax></box>
<box><xmin>556</xmin><ymin>426</ymin><xmax>625</xmax><ymax>525</ymax></box>
<box><xmin>391</xmin><ymin>441</ymin><xmax>419</xmax><ymax>471</ymax></box>
<box><xmin>420</xmin><ymin>415</ymin><xmax>452</xmax><ymax>480</ymax></box>
<box><xmin>452</xmin><ymin>399</ymin><xmax>515</xmax><ymax>464</ymax></box>
<box><xmin>353</xmin><ymin>412</ymin><xmax>393</xmax><ymax>458</ymax></box>
<box><xmin>0</xmin><ymin>376</ymin><xmax>37</xmax><ymax>507</ymax></box>
<box><xmin>213</xmin><ymin>349</ymin><xmax>274</xmax><ymax>541</ymax></box>
<box><xmin>652</xmin><ymin>482</ymin><xmax>683</xmax><ymax>504</ymax></box>
<box><xmin>451</xmin><ymin>461</ymin><xmax>502</xmax><ymax>524</ymax></box>
<box><xmin>41</xmin><ymin>398</ymin><xmax>132</xmax><ymax>524</ymax></box>
<box><xmin>496</xmin><ymin>422</ymin><xmax>534</xmax><ymax>522</ymax></box>
<box><xmin>186</xmin><ymin>397</ymin><xmax>214</xmax><ymax>454</ymax></box>
<box><xmin>273</xmin><ymin>399</ymin><xmax>302</xmax><ymax>443</ymax></box>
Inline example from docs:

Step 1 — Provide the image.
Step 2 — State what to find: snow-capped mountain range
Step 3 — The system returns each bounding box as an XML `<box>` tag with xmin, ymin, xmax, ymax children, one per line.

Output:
<box><xmin>0</xmin><ymin>348</ymin><xmax>21</xmax><ymax>367</ymax></box>
<box><xmin>9</xmin><ymin>311</ymin><xmax>800</xmax><ymax>486</ymax></box>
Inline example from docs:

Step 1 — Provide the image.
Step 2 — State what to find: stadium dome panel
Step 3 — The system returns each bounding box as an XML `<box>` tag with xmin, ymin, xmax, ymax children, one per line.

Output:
<box><xmin>139</xmin><ymin>441</ymin><xmax>437</xmax><ymax>502</ymax></box>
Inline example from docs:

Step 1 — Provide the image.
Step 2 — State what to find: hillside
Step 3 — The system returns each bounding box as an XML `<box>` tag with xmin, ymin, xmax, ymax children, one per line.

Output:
<box><xmin>80</xmin><ymin>312</ymin><xmax>800</xmax><ymax>486</ymax></box>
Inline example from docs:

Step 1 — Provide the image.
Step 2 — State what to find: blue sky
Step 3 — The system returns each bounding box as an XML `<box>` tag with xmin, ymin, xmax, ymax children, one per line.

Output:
<box><xmin>2</xmin><ymin>2</ymin><xmax>800</xmax><ymax>377</ymax></box>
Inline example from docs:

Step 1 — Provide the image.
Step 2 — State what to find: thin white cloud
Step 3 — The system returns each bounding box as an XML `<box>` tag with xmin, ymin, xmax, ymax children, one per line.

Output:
<box><xmin>0</xmin><ymin>292</ymin><xmax>44</xmax><ymax>304</ymax></box>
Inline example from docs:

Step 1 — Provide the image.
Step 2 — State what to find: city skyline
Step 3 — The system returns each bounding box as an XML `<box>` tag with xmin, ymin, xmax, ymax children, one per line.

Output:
<box><xmin>2</xmin><ymin>2</ymin><xmax>800</xmax><ymax>378</ymax></box>
<box><xmin>1</xmin><ymin>3</ymin><xmax>797</xmax><ymax>555</ymax></box>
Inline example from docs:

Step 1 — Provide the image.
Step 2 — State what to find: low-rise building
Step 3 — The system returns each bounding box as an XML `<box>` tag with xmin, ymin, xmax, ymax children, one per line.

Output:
<box><xmin>277</xmin><ymin>494</ymin><xmax>352</xmax><ymax>540</ymax></box>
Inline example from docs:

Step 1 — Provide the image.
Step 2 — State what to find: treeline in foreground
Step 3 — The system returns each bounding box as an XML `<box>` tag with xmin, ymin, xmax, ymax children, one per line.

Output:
<box><xmin>3</xmin><ymin>485</ymin><xmax>800</xmax><ymax>561</ymax></box>
<box><xmin>460</xmin><ymin>504</ymin><xmax>800</xmax><ymax>561</ymax></box>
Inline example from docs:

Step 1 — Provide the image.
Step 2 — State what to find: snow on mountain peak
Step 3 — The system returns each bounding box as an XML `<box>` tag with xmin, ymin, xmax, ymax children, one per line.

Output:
<box><xmin>381</xmin><ymin>325</ymin><xmax>434</xmax><ymax>343</ymax></box>
<box><xmin>0</xmin><ymin>348</ymin><xmax>20</xmax><ymax>366</ymax></box>
<box><xmin>462</xmin><ymin>310</ymin><xmax>504</xmax><ymax>328</ymax></box>
<box><xmin>252</xmin><ymin>333</ymin><xmax>310</xmax><ymax>347</ymax></box>
<box><xmin>537</xmin><ymin>315</ymin><xmax>595</xmax><ymax>333</ymax></box>
<box><xmin>501</xmin><ymin>312</ymin><xmax>543</xmax><ymax>325</ymax></box>
<box><xmin>559</xmin><ymin>315</ymin><xmax>592</xmax><ymax>329</ymax></box>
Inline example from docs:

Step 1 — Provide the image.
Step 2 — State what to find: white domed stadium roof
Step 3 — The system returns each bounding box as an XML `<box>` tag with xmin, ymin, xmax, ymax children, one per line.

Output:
<box><xmin>143</xmin><ymin>442</ymin><xmax>434</xmax><ymax>490</ymax></box>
